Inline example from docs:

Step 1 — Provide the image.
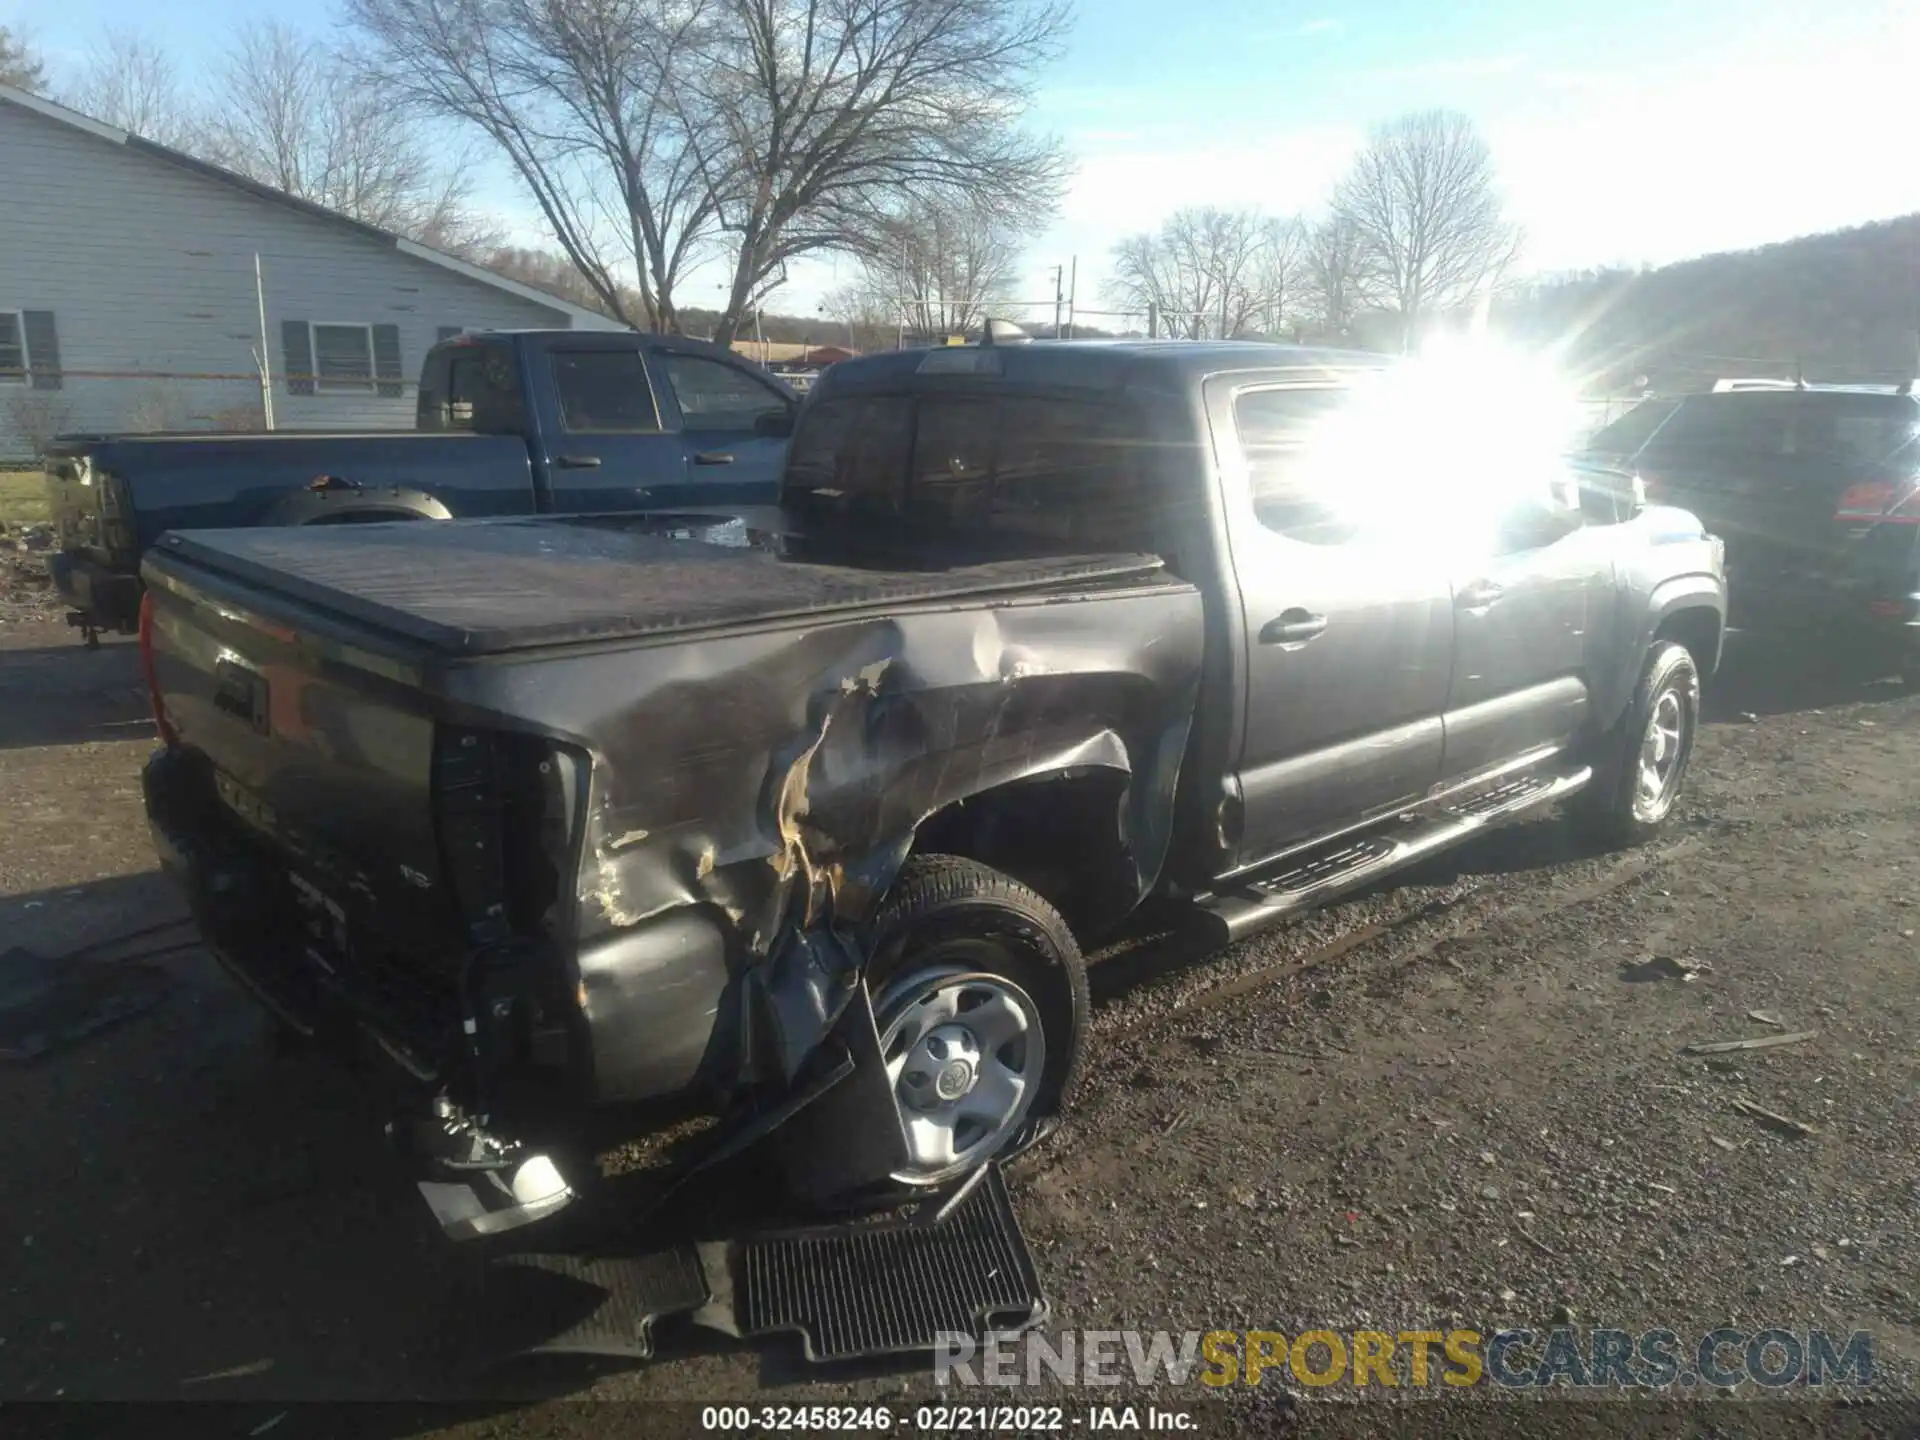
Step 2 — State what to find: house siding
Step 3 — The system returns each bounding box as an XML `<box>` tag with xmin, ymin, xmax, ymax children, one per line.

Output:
<box><xmin>0</xmin><ymin>99</ymin><xmax>625</xmax><ymax>459</ymax></box>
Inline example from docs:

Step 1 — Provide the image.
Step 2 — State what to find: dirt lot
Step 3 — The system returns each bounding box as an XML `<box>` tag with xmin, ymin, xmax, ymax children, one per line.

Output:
<box><xmin>2</xmin><ymin>614</ymin><xmax>1917</xmax><ymax>1438</ymax></box>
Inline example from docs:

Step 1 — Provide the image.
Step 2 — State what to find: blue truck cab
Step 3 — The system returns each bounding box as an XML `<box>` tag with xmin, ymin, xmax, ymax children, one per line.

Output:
<box><xmin>44</xmin><ymin>328</ymin><xmax>799</xmax><ymax>640</ymax></box>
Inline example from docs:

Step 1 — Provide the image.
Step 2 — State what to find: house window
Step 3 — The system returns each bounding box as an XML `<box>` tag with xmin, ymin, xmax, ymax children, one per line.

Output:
<box><xmin>0</xmin><ymin>312</ymin><xmax>25</xmax><ymax>385</ymax></box>
<box><xmin>311</xmin><ymin>323</ymin><xmax>376</xmax><ymax>392</ymax></box>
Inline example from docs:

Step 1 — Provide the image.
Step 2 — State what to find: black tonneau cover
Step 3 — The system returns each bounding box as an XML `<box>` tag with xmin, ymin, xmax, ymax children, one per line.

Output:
<box><xmin>146</xmin><ymin>510</ymin><xmax>1173</xmax><ymax>654</ymax></box>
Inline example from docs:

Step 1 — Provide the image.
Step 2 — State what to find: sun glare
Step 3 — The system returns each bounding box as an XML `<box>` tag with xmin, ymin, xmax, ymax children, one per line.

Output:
<box><xmin>1295</xmin><ymin>337</ymin><xmax>1587</xmax><ymax>557</ymax></box>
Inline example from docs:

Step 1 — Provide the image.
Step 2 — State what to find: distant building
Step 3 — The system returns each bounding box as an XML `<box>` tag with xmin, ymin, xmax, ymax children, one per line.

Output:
<box><xmin>730</xmin><ymin>341</ymin><xmax>858</xmax><ymax>368</ymax></box>
<box><xmin>0</xmin><ymin>83</ymin><xmax>625</xmax><ymax>458</ymax></box>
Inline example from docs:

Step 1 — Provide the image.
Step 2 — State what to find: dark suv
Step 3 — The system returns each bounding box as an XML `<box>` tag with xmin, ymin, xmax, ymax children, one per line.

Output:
<box><xmin>1584</xmin><ymin>384</ymin><xmax>1920</xmax><ymax>682</ymax></box>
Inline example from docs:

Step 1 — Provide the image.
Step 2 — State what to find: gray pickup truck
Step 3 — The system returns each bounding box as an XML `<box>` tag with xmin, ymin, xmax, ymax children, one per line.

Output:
<box><xmin>137</xmin><ymin>329</ymin><xmax>1726</xmax><ymax>1236</ymax></box>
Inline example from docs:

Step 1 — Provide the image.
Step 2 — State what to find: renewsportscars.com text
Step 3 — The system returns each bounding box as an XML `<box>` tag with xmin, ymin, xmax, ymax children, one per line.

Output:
<box><xmin>935</xmin><ymin>1326</ymin><xmax>1874</xmax><ymax>1390</ymax></box>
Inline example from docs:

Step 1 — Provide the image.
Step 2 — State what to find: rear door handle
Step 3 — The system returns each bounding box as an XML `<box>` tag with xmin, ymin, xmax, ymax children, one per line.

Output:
<box><xmin>1457</xmin><ymin>580</ymin><xmax>1505</xmax><ymax>610</ymax></box>
<box><xmin>693</xmin><ymin>451</ymin><xmax>736</xmax><ymax>466</ymax></box>
<box><xmin>1260</xmin><ymin>609</ymin><xmax>1329</xmax><ymax>645</ymax></box>
<box><xmin>554</xmin><ymin>454</ymin><xmax>602</xmax><ymax>470</ymax></box>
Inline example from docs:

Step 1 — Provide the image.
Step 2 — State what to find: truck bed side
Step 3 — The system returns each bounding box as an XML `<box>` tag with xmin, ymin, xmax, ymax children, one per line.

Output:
<box><xmin>48</xmin><ymin>431</ymin><xmax>535</xmax><ymax>556</ymax></box>
<box><xmin>140</xmin><ymin>516</ymin><xmax>1204</xmax><ymax>1102</ymax></box>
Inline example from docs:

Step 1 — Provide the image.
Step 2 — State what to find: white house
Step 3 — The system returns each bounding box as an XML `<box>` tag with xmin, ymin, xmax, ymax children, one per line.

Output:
<box><xmin>0</xmin><ymin>83</ymin><xmax>625</xmax><ymax>459</ymax></box>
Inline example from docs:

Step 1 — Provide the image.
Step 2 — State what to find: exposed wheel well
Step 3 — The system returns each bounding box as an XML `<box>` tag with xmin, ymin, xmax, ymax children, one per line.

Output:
<box><xmin>905</xmin><ymin>769</ymin><xmax>1138</xmax><ymax>940</ymax></box>
<box><xmin>1653</xmin><ymin>606</ymin><xmax>1721</xmax><ymax>676</ymax></box>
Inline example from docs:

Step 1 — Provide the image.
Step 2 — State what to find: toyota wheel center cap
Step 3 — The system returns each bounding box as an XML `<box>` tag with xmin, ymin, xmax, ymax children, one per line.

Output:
<box><xmin>935</xmin><ymin>1059</ymin><xmax>975</xmax><ymax>1101</ymax></box>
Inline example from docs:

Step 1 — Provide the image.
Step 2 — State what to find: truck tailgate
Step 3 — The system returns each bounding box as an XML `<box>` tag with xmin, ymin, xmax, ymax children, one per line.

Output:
<box><xmin>146</xmin><ymin>512</ymin><xmax>1172</xmax><ymax>654</ymax></box>
<box><xmin>141</xmin><ymin>563</ymin><xmax>488</xmax><ymax>1009</ymax></box>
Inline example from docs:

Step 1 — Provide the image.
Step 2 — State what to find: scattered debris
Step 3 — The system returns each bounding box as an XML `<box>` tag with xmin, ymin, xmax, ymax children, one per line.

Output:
<box><xmin>1730</xmin><ymin>1097</ymin><xmax>1820</xmax><ymax>1137</ymax></box>
<box><xmin>1645</xmin><ymin>1181</ymin><xmax>1677</xmax><ymax>1195</ymax></box>
<box><xmin>1521</xmin><ymin>1231</ymin><xmax>1557</xmax><ymax>1258</ymax></box>
<box><xmin>1553</xmin><ymin>1304</ymin><xmax>1577</xmax><ymax>1324</ymax></box>
<box><xmin>1622</xmin><ymin>954</ymin><xmax>1712</xmax><ymax>983</ymax></box>
<box><xmin>249</xmin><ymin>1415</ymin><xmax>288</xmax><ymax>1438</ymax></box>
<box><xmin>1499</xmin><ymin>1287</ymin><xmax>1517</xmax><ymax>1302</ymax></box>
<box><xmin>1738</xmin><ymin>711</ymin><xmax>1760</xmax><ymax>724</ymax></box>
<box><xmin>1748</xmin><ymin>1010</ymin><xmax>1787</xmax><ymax>1028</ymax></box>
<box><xmin>1812</xmin><ymin>1245</ymin><xmax>1831</xmax><ymax>1261</ymax></box>
<box><xmin>1686</xmin><ymin>1031</ymin><xmax>1817</xmax><ymax>1055</ymax></box>
<box><xmin>1781</xmin><ymin>1255</ymin><xmax>1801</xmax><ymax>1268</ymax></box>
<box><xmin>1708</xmin><ymin>1135</ymin><xmax>1740</xmax><ymax>1152</ymax></box>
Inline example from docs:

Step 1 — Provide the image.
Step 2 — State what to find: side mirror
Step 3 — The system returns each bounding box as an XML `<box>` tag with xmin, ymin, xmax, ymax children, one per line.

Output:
<box><xmin>754</xmin><ymin>408</ymin><xmax>796</xmax><ymax>439</ymax></box>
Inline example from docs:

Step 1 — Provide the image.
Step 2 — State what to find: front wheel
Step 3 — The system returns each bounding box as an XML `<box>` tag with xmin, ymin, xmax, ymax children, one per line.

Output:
<box><xmin>864</xmin><ymin>856</ymin><xmax>1088</xmax><ymax>1187</ymax></box>
<box><xmin>1572</xmin><ymin>641</ymin><xmax>1701</xmax><ymax>849</ymax></box>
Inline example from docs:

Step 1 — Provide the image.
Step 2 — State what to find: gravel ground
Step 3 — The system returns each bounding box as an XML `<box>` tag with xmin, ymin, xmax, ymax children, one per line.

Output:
<box><xmin>1</xmin><ymin>615</ymin><xmax>1916</xmax><ymax>1439</ymax></box>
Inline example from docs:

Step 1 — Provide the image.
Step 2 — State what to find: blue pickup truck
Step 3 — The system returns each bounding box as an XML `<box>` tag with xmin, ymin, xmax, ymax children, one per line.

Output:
<box><xmin>44</xmin><ymin>329</ymin><xmax>798</xmax><ymax>641</ymax></box>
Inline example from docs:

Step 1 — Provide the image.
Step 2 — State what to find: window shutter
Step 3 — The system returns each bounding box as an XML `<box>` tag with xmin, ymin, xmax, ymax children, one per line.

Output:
<box><xmin>372</xmin><ymin>324</ymin><xmax>404</xmax><ymax>399</ymax></box>
<box><xmin>437</xmin><ymin>326</ymin><xmax>463</xmax><ymax>343</ymax></box>
<box><xmin>282</xmin><ymin>321</ymin><xmax>315</xmax><ymax>396</ymax></box>
<box><xmin>23</xmin><ymin>311</ymin><xmax>61</xmax><ymax>391</ymax></box>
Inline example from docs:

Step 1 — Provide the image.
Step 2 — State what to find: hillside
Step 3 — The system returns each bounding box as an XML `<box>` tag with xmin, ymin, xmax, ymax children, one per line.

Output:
<box><xmin>1494</xmin><ymin>214</ymin><xmax>1920</xmax><ymax>395</ymax></box>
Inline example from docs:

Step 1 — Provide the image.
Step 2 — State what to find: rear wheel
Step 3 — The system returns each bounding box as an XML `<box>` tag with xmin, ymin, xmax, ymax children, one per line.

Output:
<box><xmin>864</xmin><ymin>856</ymin><xmax>1087</xmax><ymax>1186</ymax></box>
<box><xmin>1572</xmin><ymin>641</ymin><xmax>1700</xmax><ymax>849</ymax></box>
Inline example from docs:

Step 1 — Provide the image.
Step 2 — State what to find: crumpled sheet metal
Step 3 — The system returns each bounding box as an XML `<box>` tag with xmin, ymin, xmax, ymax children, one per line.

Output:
<box><xmin>590</xmin><ymin>588</ymin><xmax>1198</xmax><ymax>946</ymax></box>
<box><xmin>445</xmin><ymin>577</ymin><xmax>1203</xmax><ymax>1080</ymax></box>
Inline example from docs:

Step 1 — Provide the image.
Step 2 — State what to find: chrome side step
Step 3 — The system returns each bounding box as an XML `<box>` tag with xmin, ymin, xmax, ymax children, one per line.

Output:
<box><xmin>1201</xmin><ymin>765</ymin><xmax>1592</xmax><ymax>942</ymax></box>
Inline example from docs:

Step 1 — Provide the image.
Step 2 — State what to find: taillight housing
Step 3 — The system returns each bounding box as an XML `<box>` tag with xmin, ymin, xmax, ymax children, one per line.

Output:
<box><xmin>1835</xmin><ymin>477</ymin><xmax>1920</xmax><ymax>527</ymax></box>
<box><xmin>137</xmin><ymin>590</ymin><xmax>180</xmax><ymax>747</ymax></box>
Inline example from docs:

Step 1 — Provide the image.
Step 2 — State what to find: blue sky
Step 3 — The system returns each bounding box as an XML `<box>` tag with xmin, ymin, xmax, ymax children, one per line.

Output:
<box><xmin>7</xmin><ymin>0</ymin><xmax>1916</xmax><ymax>323</ymax></box>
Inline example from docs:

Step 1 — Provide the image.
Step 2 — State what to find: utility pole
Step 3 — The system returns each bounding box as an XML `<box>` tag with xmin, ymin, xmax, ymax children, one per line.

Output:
<box><xmin>253</xmin><ymin>253</ymin><xmax>276</xmax><ymax>431</ymax></box>
<box><xmin>1146</xmin><ymin>300</ymin><xmax>1160</xmax><ymax>339</ymax></box>
<box><xmin>1066</xmin><ymin>257</ymin><xmax>1077</xmax><ymax>340</ymax></box>
<box><xmin>1051</xmin><ymin>265</ymin><xmax>1064</xmax><ymax>338</ymax></box>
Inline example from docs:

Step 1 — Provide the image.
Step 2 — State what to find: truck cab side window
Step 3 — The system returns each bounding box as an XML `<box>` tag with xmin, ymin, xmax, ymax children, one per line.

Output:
<box><xmin>442</xmin><ymin>351</ymin><xmax>525</xmax><ymax>434</ymax></box>
<box><xmin>552</xmin><ymin>351</ymin><xmax>661</xmax><ymax>433</ymax></box>
<box><xmin>657</xmin><ymin>354</ymin><xmax>790</xmax><ymax>433</ymax></box>
<box><xmin>1233</xmin><ymin>386</ymin><xmax>1361</xmax><ymax>545</ymax></box>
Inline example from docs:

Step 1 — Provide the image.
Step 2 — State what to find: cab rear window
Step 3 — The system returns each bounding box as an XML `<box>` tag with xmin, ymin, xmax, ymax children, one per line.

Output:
<box><xmin>784</xmin><ymin>391</ymin><xmax>1169</xmax><ymax>545</ymax></box>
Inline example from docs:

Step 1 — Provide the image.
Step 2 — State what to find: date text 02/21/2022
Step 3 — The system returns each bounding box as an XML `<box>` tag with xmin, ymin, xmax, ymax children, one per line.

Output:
<box><xmin>698</xmin><ymin>1404</ymin><xmax>1197</xmax><ymax>1431</ymax></box>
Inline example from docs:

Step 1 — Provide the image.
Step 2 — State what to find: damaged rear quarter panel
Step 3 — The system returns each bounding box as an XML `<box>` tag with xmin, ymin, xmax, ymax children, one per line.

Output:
<box><xmin>437</xmin><ymin>580</ymin><xmax>1203</xmax><ymax>1100</ymax></box>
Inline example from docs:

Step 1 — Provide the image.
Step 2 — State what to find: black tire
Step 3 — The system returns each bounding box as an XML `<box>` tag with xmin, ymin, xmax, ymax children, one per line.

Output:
<box><xmin>863</xmin><ymin>855</ymin><xmax>1088</xmax><ymax>1184</ymax></box>
<box><xmin>1572</xmin><ymin>640</ymin><xmax>1701</xmax><ymax>849</ymax></box>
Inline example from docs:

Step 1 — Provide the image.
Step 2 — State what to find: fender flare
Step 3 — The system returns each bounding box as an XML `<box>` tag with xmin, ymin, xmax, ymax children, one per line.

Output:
<box><xmin>261</xmin><ymin>480</ymin><xmax>455</xmax><ymax>527</ymax></box>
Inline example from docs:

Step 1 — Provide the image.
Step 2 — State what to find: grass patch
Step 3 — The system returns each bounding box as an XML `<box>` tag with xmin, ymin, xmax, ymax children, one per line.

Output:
<box><xmin>0</xmin><ymin>467</ymin><xmax>49</xmax><ymax>526</ymax></box>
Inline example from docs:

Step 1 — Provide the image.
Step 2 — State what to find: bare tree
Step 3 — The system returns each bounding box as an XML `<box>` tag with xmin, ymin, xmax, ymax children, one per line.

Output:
<box><xmin>484</xmin><ymin>247</ymin><xmax>631</xmax><ymax>317</ymax></box>
<box><xmin>347</xmin><ymin>0</ymin><xmax>1068</xmax><ymax>342</ymax></box>
<box><xmin>1300</xmin><ymin>214</ymin><xmax>1368</xmax><ymax>342</ymax></box>
<box><xmin>199</xmin><ymin>21</ymin><xmax>503</xmax><ymax>260</ymax></box>
<box><xmin>346</xmin><ymin>0</ymin><xmax>721</xmax><ymax>330</ymax></box>
<box><xmin>691</xmin><ymin>0</ymin><xmax>1069</xmax><ymax>345</ymax></box>
<box><xmin>850</xmin><ymin>202</ymin><xmax>1025</xmax><ymax>340</ymax></box>
<box><xmin>1329</xmin><ymin>109</ymin><xmax>1521</xmax><ymax>345</ymax></box>
<box><xmin>65</xmin><ymin>29</ymin><xmax>191</xmax><ymax>145</ymax></box>
<box><xmin>0</xmin><ymin>25</ymin><xmax>47</xmax><ymax>92</ymax></box>
<box><xmin>1247</xmin><ymin>215</ymin><xmax>1308</xmax><ymax>338</ymax></box>
<box><xmin>1108</xmin><ymin>207</ymin><xmax>1297</xmax><ymax>339</ymax></box>
<box><xmin>820</xmin><ymin>282</ymin><xmax>896</xmax><ymax>352</ymax></box>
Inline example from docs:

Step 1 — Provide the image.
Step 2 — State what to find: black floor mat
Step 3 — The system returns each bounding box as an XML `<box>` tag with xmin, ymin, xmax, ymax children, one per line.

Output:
<box><xmin>737</xmin><ymin>1164</ymin><xmax>1046</xmax><ymax>1362</ymax></box>
<box><xmin>489</xmin><ymin>1245</ymin><xmax>712</xmax><ymax>1360</ymax></box>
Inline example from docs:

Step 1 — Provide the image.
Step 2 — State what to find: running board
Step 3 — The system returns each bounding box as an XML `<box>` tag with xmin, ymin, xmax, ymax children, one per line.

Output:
<box><xmin>1202</xmin><ymin>765</ymin><xmax>1592</xmax><ymax>942</ymax></box>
